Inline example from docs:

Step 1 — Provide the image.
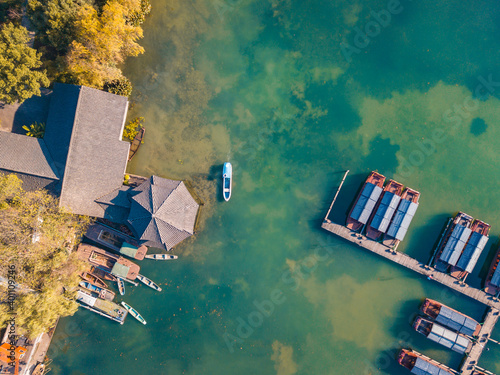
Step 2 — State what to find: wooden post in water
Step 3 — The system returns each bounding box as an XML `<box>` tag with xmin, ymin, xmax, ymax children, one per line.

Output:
<box><xmin>324</xmin><ymin>170</ymin><xmax>350</xmax><ymax>223</ymax></box>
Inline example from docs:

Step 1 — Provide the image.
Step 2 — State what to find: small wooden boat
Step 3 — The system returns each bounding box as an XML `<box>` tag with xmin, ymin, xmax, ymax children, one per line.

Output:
<box><xmin>80</xmin><ymin>271</ymin><xmax>107</xmax><ymax>289</ymax></box>
<box><xmin>433</xmin><ymin>212</ymin><xmax>474</xmax><ymax>272</ymax></box>
<box><xmin>450</xmin><ymin>219</ymin><xmax>490</xmax><ymax>280</ymax></box>
<box><xmin>137</xmin><ymin>274</ymin><xmax>162</xmax><ymax>292</ymax></box>
<box><xmin>32</xmin><ymin>362</ymin><xmax>45</xmax><ymax>375</ymax></box>
<box><xmin>382</xmin><ymin>187</ymin><xmax>420</xmax><ymax>248</ymax></box>
<box><xmin>79</xmin><ymin>281</ymin><xmax>115</xmax><ymax>301</ymax></box>
<box><xmin>346</xmin><ymin>171</ymin><xmax>385</xmax><ymax>232</ymax></box>
<box><xmin>397</xmin><ymin>349</ymin><xmax>454</xmax><ymax>375</ymax></box>
<box><xmin>117</xmin><ymin>277</ymin><xmax>125</xmax><ymax>296</ymax></box>
<box><xmin>90</xmin><ymin>265</ymin><xmax>117</xmax><ymax>282</ymax></box>
<box><xmin>420</xmin><ymin>298</ymin><xmax>480</xmax><ymax>336</ymax></box>
<box><xmin>365</xmin><ymin>179</ymin><xmax>404</xmax><ymax>240</ymax></box>
<box><xmin>121</xmin><ymin>301</ymin><xmax>146</xmax><ymax>325</ymax></box>
<box><xmin>128</xmin><ymin>127</ymin><xmax>145</xmax><ymax>161</ymax></box>
<box><xmin>222</xmin><ymin>162</ymin><xmax>232</xmax><ymax>201</ymax></box>
<box><xmin>145</xmin><ymin>253</ymin><xmax>178</xmax><ymax>260</ymax></box>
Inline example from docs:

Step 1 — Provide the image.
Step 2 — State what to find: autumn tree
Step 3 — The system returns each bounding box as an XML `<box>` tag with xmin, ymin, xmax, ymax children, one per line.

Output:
<box><xmin>0</xmin><ymin>174</ymin><xmax>90</xmax><ymax>338</ymax></box>
<box><xmin>0</xmin><ymin>23</ymin><xmax>49</xmax><ymax>104</ymax></box>
<box><xmin>65</xmin><ymin>1</ymin><xmax>144</xmax><ymax>88</ymax></box>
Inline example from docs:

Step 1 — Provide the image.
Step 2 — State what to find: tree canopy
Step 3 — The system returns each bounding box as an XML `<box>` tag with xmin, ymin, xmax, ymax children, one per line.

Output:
<box><xmin>0</xmin><ymin>174</ymin><xmax>90</xmax><ymax>338</ymax></box>
<box><xmin>0</xmin><ymin>23</ymin><xmax>49</xmax><ymax>104</ymax></box>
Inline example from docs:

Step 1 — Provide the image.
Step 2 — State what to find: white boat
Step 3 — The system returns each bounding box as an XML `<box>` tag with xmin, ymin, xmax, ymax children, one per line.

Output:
<box><xmin>137</xmin><ymin>274</ymin><xmax>162</xmax><ymax>292</ymax></box>
<box><xmin>121</xmin><ymin>301</ymin><xmax>146</xmax><ymax>325</ymax></box>
<box><xmin>144</xmin><ymin>253</ymin><xmax>178</xmax><ymax>260</ymax></box>
<box><xmin>222</xmin><ymin>162</ymin><xmax>232</xmax><ymax>201</ymax></box>
<box><xmin>117</xmin><ymin>277</ymin><xmax>125</xmax><ymax>296</ymax></box>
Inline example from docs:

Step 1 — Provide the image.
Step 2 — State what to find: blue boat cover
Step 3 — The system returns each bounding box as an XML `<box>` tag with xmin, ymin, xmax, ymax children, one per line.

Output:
<box><xmin>434</xmin><ymin>306</ymin><xmax>478</xmax><ymax>336</ymax></box>
<box><xmin>439</xmin><ymin>225</ymin><xmax>472</xmax><ymax>266</ymax></box>
<box><xmin>411</xmin><ymin>358</ymin><xmax>454</xmax><ymax>375</ymax></box>
<box><xmin>456</xmin><ymin>232</ymin><xmax>489</xmax><ymax>273</ymax></box>
<box><xmin>426</xmin><ymin>323</ymin><xmax>471</xmax><ymax>354</ymax></box>
<box><xmin>370</xmin><ymin>192</ymin><xmax>401</xmax><ymax>233</ymax></box>
<box><xmin>386</xmin><ymin>199</ymin><xmax>419</xmax><ymax>240</ymax></box>
<box><xmin>349</xmin><ymin>183</ymin><xmax>383</xmax><ymax>224</ymax></box>
<box><xmin>490</xmin><ymin>264</ymin><xmax>500</xmax><ymax>287</ymax></box>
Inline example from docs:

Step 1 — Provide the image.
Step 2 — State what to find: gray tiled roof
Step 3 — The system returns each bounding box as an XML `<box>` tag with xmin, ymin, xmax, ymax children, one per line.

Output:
<box><xmin>58</xmin><ymin>85</ymin><xmax>129</xmax><ymax>217</ymax></box>
<box><xmin>0</xmin><ymin>131</ymin><xmax>59</xmax><ymax>180</ymax></box>
<box><xmin>127</xmin><ymin>176</ymin><xmax>199</xmax><ymax>250</ymax></box>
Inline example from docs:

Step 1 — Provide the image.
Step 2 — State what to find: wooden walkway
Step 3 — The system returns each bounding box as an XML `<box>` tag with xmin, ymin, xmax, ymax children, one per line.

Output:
<box><xmin>461</xmin><ymin>308</ymin><xmax>499</xmax><ymax>375</ymax></box>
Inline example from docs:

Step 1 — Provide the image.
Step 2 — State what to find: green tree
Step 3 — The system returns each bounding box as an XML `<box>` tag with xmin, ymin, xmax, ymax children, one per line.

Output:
<box><xmin>104</xmin><ymin>76</ymin><xmax>133</xmax><ymax>97</ymax></box>
<box><xmin>0</xmin><ymin>23</ymin><xmax>50</xmax><ymax>104</ymax></box>
<box><xmin>0</xmin><ymin>174</ymin><xmax>90</xmax><ymax>338</ymax></box>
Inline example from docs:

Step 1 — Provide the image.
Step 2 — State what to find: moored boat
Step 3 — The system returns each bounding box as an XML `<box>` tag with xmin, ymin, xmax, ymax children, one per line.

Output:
<box><xmin>450</xmin><ymin>219</ymin><xmax>490</xmax><ymax>280</ymax></box>
<box><xmin>346</xmin><ymin>171</ymin><xmax>386</xmax><ymax>232</ymax></box>
<box><xmin>397</xmin><ymin>349</ymin><xmax>454</xmax><ymax>375</ymax></box>
<box><xmin>222</xmin><ymin>162</ymin><xmax>232</xmax><ymax>201</ymax></box>
<box><xmin>76</xmin><ymin>289</ymin><xmax>127</xmax><ymax>324</ymax></box>
<box><xmin>484</xmin><ymin>245</ymin><xmax>500</xmax><ymax>296</ymax></box>
<box><xmin>366</xmin><ymin>179</ymin><xmax>404</xmax><ymax>240</ymax></box>
<box><xmin>117</xmin><ymin>277</ymin><xmax>125</xmax><ymax>296</ymax></box>
<box><xmin>128</xmin><ymin>127</ymin><xmax>145</xmax><ymax>161</ymax></box>
<box><xmin>382</xmin><ymin>187</ymin><xmax>420</xmax><ymax>248</ymax></box>
<box><xmin>137</xmin><ymin>274</ymin><xmax>162</xmax><ymax>292</ymax></box>
<box><xmin>80</xmin><ymin>271</ymin><xmax>107</xmax><ymax>289</ymax></box>
<box><xmin>121</xmin><ymin>301</ymin><xmax>146</xmax><ymax>325</ymax></box>
<box><xmin>79</xmin><ymin>281</ymin><xmax>115</xmax><ymax>301</ymax></box>
<box><xmin>419</xmin><ymin>298</ymin><xmax>480</xmax><ymax>336</ymax></box>
<box><xmin>32</xmin><ymin>362</ymin><xmax>45</xmax><ymax>375</ymax></box>
<box><xmin>413</xmin><ymin>316</ymin><xmax>472</xmax><ymax>354</ymax></box>
<box><xmin>433</xmin><ymin>212</ymin><xmax>474</xmax><ymax>272</ymax></box>
<box><xmin>144</xmin><ymin>253</ymin><xmax>178</xmax><ymax>260</ymax></box>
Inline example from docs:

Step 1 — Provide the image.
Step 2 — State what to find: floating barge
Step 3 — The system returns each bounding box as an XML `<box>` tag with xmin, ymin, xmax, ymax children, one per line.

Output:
<box><xmin>382</xmin><ymin>187</ymin><xmax>420</xmax><ymax>248</ymax></box>
<box><xmin>420</xmin><ymin>298</ymin><xmax>480</xmax><ymax>336</ymax></box>
<box><xmin>484</xmin><ymin>246</ymin><xmax>500</xmax><ymax>296</ymax></box>
<box><xmin>79</xmin><ymin>281</ymin><xmax>115</xmax><ymax>301</ymax></box>
<box><xmin>366</xmin><ymin>179</ymin><xmax>404</xmax><ymax>240</ymax></box>
<box><xmin>346</xmin><ymin>171</ymin><xmax>385</xmax><ymax>231</ymax></box>
<box><xmin>413</xmin><ymin>316</ymin><xmax>472</xmax><ymax>354</ymax></box>
<box><xmin>77</xmin><ymin>243</ymin><xmax>140</xmax><ymax>281</ymax></box>
<box><xmin>397</xmin><ymin>349</ymin><xmax>454</xmax><ymax>375</ymax></box>
<box><xmin>84</xmin><ymin>223</ymin><xmax>147</xmax><ymax>260</ymax></box>
<box><xmin>76</xmin><ymin>290</ymin><xmax>127</xmax><ymax>324</ymax></box>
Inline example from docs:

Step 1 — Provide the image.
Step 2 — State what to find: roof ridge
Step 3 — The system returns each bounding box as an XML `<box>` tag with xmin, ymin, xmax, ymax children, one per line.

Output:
<box><xmin>58</xmin><ymin>85</ymin><xmax>83</xmax><ymax>209</ymax></box>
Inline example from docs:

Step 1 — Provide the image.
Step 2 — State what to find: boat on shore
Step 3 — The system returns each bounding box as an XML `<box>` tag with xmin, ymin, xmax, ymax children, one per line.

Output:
<box><xmin>346</xmin><ymin>171</ymin><xmax>385</xmax><ymax>232</ymax></box>
<box><xmin>121</xmin><ymin>302</ymin><xmax>146</xmax><ymax>325</ymax></box>
<box><xmin>128</xmin><ymin>127</ymin><xmax>145</xmax><ymax>161</ymax></box>
<box><xmin>450</xmin><ymin>219</ymin><xmax>490</xmax><ymax>280</ymax></box>
<box><xmin>137</xmin><ymin>274</ymin><xmax>162</xmax><ymax>292</ymax></box>
<box><xmin>397</xmin><ymin>349</ymin><xmax>454</xmax><ymax>375</ymax></box>
<box><xmin>79</xmin><ymin>281</ymin><xmax>115</xmax><ymax>301</ymax></box>
<box><xmin>117</xmin><ymin>277</ymin><xmax>125</xmax><ymax>296</ymax></box>
<box><xmin>484</xmin><ymin>245</ymin><xmax>500</xmax><ymax>296</ymax></box>
<box><xmin>145</xmin><ymin>253</ymin><xmax>178</xmax><ymax>260</ymax></box>
<box><xmin>366</xmin><ymin>179</ymin><xmax>404</xmax><ymax>240</ymax></box>
<box><xmin>382</xmin><ymin>187</ymin><xmax>420</xmax><ymax>248</ymax></box>
<box><xmin>80</xmin><ymin>272</ymin><xmax>107</xmax><ymax>289</ymax></box>
<box><xmin>222</xmin><ymin>162</ymin><xmax>232</xmax><ymax>201</ymax></box>
<box><xmin>419</xmin><ymin>298</ymin><xmax>480</xmax><ymax>336</ymax></box>
<box><xmin>84</xmin><ymin>223</ymin><xmax>147</xmax><ymax>260</ymax></box>
<box><xmin>433</xmin><ymin>212</ymin><xmax>474</xmax><ymax>272</ymax></box>
<box><xmin>413</xmin><ymin>316</ymin><xmax>472</xmax><ymax>354</ymax></box>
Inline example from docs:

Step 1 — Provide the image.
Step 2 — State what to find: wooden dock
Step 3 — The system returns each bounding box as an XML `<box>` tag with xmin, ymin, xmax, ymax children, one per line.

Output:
<box><xmin>322</xmin><ymin>222</ymin><xmax>500</xmax><ymax>310</ymax></box>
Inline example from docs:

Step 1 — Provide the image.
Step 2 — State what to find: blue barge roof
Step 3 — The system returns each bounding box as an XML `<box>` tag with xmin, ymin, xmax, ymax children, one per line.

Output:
<box><xmin>411</xmin><ymin>358</ymin><xmax>453</xmax><ymax>375</ymax></box>
<box><xmin>439</xmin><ymin>224</ymin><xmax>472</xmax><ymax>266</ymax></box>
<box><xmin>370</xmin><ymin>192</ymin><xmax>401</xmax><ymax>233</ymax></box>
<box><xmin>490</xmin><ymin>264</ymin><xmax>500</xmax><ymax>287</ymax></box>
<box><xmin>386</xmin><ymin>199</ymin><xmax>419</xmax><ymax>241</ymax></box>
<box><xmin>427</xmin><ymin>323</ymin><xmax>471</xmax><ymax>354</ymax></box>
<box><xmin>349</xmin><ymin>183</ymin><xmax>383</xmax><ymax>224</ymax></box>
<box><xmin>456</xmin><ymin>232</ymin><xmax>489</xmax><ymax>273</ymax></box>
<box><xmin>434</xmin><ymin>305</ymin><xmax>478</xmax><ymax>336</ymax></box>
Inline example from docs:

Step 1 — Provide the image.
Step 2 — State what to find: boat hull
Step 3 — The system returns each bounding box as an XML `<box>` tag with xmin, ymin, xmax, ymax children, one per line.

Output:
<box><xmin>222</xmin><ymin>162</ymin><xmax>232</xmax><ymax>201</ymax></box>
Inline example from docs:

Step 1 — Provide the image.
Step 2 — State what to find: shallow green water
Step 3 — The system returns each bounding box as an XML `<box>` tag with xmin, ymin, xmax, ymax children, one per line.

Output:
<box><xmin>50</xmin><ymin>1</ymin><xmax>500</xmax><ymax>374</ymax></box>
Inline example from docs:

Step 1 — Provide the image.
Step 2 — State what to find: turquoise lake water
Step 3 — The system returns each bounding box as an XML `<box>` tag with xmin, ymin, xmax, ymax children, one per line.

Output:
<box><xmin>49</xmin><ymin>1</ymin><xmax>500</xmax><ymax>374</ymax></box>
